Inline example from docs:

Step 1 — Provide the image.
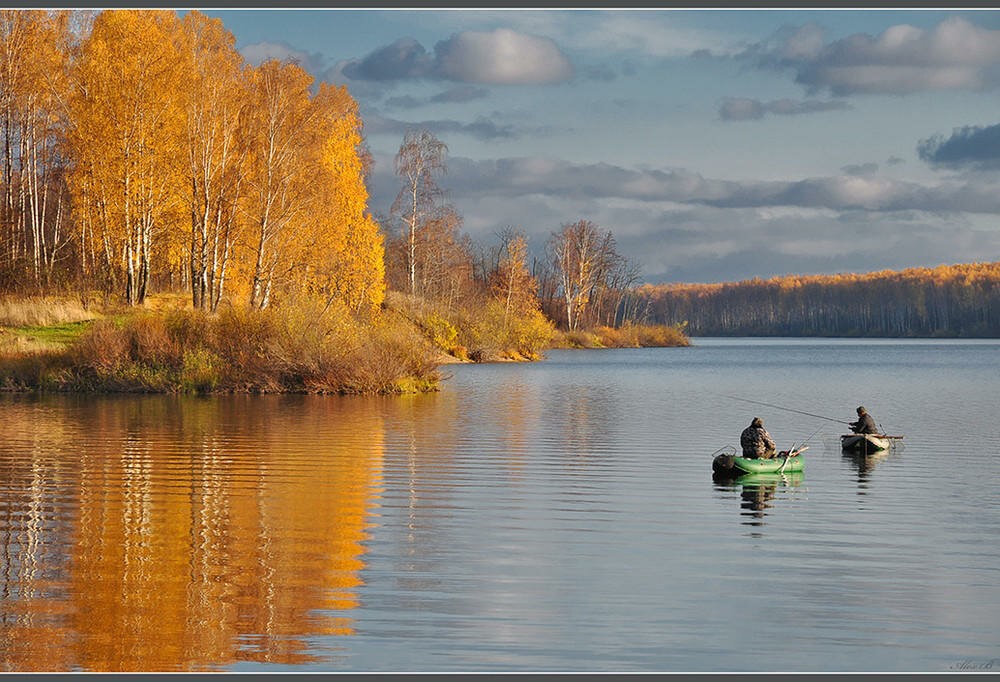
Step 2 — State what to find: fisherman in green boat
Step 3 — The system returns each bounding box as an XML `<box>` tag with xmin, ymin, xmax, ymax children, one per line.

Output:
<box><xmin>740</xmin><ymin>416</ymin><xmax>777</xmax><ymax>459</ymax></box>
<box><xmin>849</xmin><ymin>406</ymin><xmax>878</xmax><ymax>434</ymax></box>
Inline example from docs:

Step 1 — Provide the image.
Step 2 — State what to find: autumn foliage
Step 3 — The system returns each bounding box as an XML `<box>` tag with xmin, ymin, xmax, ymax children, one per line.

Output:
<box><xmin>1</xmin><ymin>9</ymin><xmax>384</xmax><ymax>314</ymax></box>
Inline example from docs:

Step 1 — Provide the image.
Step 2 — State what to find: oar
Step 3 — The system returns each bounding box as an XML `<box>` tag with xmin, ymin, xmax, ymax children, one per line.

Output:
<box><xmin>778</xmin><ymin>445</ymin><xmax>809</xmax><ymax>474</ymax></box>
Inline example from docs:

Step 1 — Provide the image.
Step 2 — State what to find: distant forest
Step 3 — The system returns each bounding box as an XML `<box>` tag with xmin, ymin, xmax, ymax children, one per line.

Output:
<box><xmin>634</xmin><ymin>262</ymin><xmax>1000</xmax><ymax>337</ymax></box>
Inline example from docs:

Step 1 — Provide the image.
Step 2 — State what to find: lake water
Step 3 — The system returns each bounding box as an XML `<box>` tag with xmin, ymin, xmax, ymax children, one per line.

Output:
<box><xmin>1</xmin><ymin>338</ymin><xmax>998</xmax><ymax>673</ymax></box>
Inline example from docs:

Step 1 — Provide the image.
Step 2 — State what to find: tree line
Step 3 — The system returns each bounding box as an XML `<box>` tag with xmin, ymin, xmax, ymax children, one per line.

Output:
<box><xmin>636</xmin><ymin>262</ymin><xmax>1000</xmax><ymax>337</ymax></box>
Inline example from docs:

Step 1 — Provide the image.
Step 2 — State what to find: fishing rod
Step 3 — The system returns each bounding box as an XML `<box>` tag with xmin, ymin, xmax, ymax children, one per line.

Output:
<box><xmin>793</xmin><ymin>424</ymin><xmax>825</xmax><ymax>450</ymax></box>
<box><xmin>720</xmin><ymin>394</ymin><xmax>851</xmax><ymax>425</ymax></box>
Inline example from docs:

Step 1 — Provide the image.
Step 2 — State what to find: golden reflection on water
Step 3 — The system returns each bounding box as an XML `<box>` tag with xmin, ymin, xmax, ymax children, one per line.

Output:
<box><xmin>0</xmin><ymin>395</ymin><xmax>383</xmax><ymax>671</ymax></box>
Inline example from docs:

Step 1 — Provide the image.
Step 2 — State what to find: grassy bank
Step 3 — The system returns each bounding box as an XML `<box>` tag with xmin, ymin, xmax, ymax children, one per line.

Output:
<box><xmin>0</xmin><ymin>295</ymin><xmax>441</xmax><ymax>395</ymax></box>
<box><xmin>0</xmin><ymin>294</ymin><xmax>689</xmax><ymax>394</ymax></box>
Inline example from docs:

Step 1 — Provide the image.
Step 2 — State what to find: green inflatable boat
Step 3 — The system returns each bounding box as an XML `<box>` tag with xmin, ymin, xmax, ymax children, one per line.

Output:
<box><xmin>732</xmin><ymin>454</ymin><xmax>804</xmax><ymax>474</ymax></box>
<box><xmin>712</xmin><ymin>446</ymin><xmax>807</xmax><ymax>477</ymax></box>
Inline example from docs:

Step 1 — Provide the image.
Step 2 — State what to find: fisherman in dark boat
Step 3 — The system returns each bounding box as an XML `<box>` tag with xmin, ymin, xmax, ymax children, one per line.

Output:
<box><xmin>849</xmin><ymin>406</ymin><xmax>878</xmax><ymax>434</ymax></box>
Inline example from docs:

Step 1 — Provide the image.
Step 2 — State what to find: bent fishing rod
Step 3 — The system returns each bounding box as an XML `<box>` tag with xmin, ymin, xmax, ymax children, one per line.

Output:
<box><xmin>719</xmin><ymin>394</ymin><xmax>851</xmax><ymax>425</ymax></box>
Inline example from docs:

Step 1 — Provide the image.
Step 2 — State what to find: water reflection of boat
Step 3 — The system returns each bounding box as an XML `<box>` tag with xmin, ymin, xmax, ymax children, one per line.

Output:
<box><xmin>713</xmin><ymin>468</ymin><xmax>804</xmax><ymax>524</ymax></box>
<box><xmin>842</xmin><ymin>447</ymin><xmax>892</xmax><ymax>477</ymax></box>
<box><xmin>731</xmin><ymin>471</ymin><xmax>805</xmax><ymax>486</ymax></box>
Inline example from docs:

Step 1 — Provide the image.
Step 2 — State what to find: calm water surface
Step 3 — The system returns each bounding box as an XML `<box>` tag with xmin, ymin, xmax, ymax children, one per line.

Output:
<box><xmin>1</xmin><ymin>338</ymin><xmax>998</xmax><ymax>672</ymax></box>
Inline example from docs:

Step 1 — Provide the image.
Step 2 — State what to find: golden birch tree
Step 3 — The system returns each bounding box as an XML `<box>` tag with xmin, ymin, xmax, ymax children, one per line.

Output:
<box><xmin>241</xmin><ymin>58</ymin><xmax>319</xmax><ymax>310</ymax></box>
<box><xmin>0</xmin><ymin>10</ymin><xmax>75</xmax><ymax>288</ymax></box>
<box><xmin>306</xmin><ymin>82</ymin><xmax>385</xmax><ymax>313</ymax></box>
<box><xmin>67</xmin><ymin>9</ymin><xmax>186</xmax><ymax>304</ymax></box>
<box><xmin>391</xmin><ymin>128</ymin><xmax>446</xmax><ymax>297</ymax></box>
<box><xmin>178</xmin><ymin>10</ymin><xmax>248</xmax><ymax>311</ymax></box>
<box><xmin>546</xmin><ymin>219</ymin><xmax>616</xmax><ymax>331</ymax></box>
<box><xmin>489</xmin><ymin>229</ymin><xmax>539</xmax><ymax>328</ymax></box>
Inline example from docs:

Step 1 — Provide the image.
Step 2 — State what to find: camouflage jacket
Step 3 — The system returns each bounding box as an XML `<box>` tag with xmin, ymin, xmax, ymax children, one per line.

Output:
<box><xmin>740</xmin><ymin>425</ymin><xmax>776</xmax><ymax>458</ymax></box>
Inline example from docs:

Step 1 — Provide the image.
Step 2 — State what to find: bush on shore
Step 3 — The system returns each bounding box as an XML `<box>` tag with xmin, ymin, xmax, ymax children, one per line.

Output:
<box><xmin>385</xmin><ymin>292</ymin><xmax>557</xmax><ymax>362</ymax></box>
<box><xmin>551</xmin><ymin>322</ymin><xmax>690</xmax><ymax>349</ymax></box>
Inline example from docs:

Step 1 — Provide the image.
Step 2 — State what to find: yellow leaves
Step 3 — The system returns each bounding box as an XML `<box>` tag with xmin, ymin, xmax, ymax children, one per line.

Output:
<box><xmin>8</xmin><ymin>9</ymin><xmax>385</xmax><ymax>316</ymax></box>
<box><xmin>68</xmin><ymin>10</ymin><xmax>189</xmax><ymax>303</ymax></box>
<box><xmin>307</xmin><ymin>83</ymin><xmax>385</xmax><ymax>312</ymax></box>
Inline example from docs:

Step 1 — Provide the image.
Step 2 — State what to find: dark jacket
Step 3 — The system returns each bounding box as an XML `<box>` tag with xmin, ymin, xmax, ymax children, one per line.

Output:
<box><xmin>850</xmin><ymin>412</ymin><xmax>878</xmax><ymax>434</ymax></box>
<box><xmin>740</xmin><ymin>425</ymin><xmax>776</xmax><ymax>459</ymax></box>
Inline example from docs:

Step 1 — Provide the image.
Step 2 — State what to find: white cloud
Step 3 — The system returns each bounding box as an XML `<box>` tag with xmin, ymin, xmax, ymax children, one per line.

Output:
<box><xmin>434</xmin><ymin>29</ymin><xmax>573</xmax><ymax>85</ymax></box>
<box><xmin>370</xmin><ymin>153</ymin><xmax>1000</xmax><ymax>219</ymax></box>
<box><xmin>747</xmin><ymin>16</ymin><xmax>1000</xmax><ymax>95</ymax></box>
<box><xmin>394</xmin><ymin>10</ymin><xmax>740</xmax><ymax>59</ymax></box>
<box><xmin>338</xmin><ymin>29</ymin><xmax>573</xmax><ymax>86</ymax></box>
<box><xmin>575</xmin><ymin>13</ymin><xmax>739</xmax><ymax>58</ymax></box>
<box><xmin>240</xmin><ymin>40</ymin><xmax>321</xmax><ymax>70</ymax></box>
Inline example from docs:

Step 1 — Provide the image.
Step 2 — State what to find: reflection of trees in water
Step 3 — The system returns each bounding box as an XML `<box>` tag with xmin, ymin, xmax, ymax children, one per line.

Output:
<box><xmin>0</xmin><ymin>394</ymin><xmax>384</xmax><ymax>671</ymax></box>
<box><xmin>543</xmin><ymin>384</ymin><xmax>621</xmax><ymax>465</ymax></box>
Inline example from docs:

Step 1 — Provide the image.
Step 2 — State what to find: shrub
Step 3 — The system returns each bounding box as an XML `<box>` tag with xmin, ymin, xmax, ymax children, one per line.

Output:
<box><xmin>561</xmin><ymin>322</ymin><xmax>691</xmax><ymax>349</ymax></box>
<box><xmin>335</xmin><ymin>316</ymin><xmax>441</xmax><ymax>394</ymax></box>
<box><xmin>71</xmin><ymin>319</ymin><xmax>132</xmax><ymax>373</ymax></box>
<box><xmin>425</xmin><ymin>313</ymin><xmax>462</xmax><ymax>356</ymax></box>
<box><xmin>180</xmin><ymin>348</ymin><xmax>220</xmax><ymax>394</ymax></box>
<box><xmin>462</xmin><ymin>301</ymin><xmax>556</xmax><ymax>361</ymax></box>
<box><xmin>553</xmin><ymin>329</ymin><xmax>603</xmax><ymax>349</ymax></box>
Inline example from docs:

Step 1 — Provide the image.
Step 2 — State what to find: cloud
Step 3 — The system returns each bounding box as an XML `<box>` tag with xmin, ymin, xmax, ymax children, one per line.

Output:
<box><xmin>240</xmin><ymin>40</ymin><xmax>325</xmax><ymax>73</ymax></box>
<box><xmin>363</xmin><ymin>112</ymin><xmax>517</xmax><ymax>141</ymax></box>
<box><xmin>341</xmin><ymin>29</ymin><xmax>573</xmax><ymax>86</ymax></box>
<box><xmin>703</xmin><ymin>174</ymin><xmax>1000</xmax><ymax>214</ymax></box>
<box><xmin>742</xmin><ymin>23</ymin><xmax>827</xmax><ymax>68</ymax></box>
<box><xmin>718</xmin><ymin>96</ymin><xmax>850</xmax><ymax>121</ymax></box>
<box><xmin>918</xmin><ymin>123</ymin><xmax>1000</xmax><ymax>170</ymax></box>
<box><xmin>341</xmin><ymin>37</ymin><xmax>434</xmax><ymax>81</ymax></box>
<box><xmin>383</xmin><ymin>95</ymin><xmax>424</xmax><ymax>110</ymax></box>
<box><xmin>367</xmin><ymin>153</ymin><xmax>1000</xmax><ymax>284</ymax></box>
<box><xmin>435</xmin><ymin>29</ymin><xmax>573</xmax><ymax>84</ymax></box>
<box><xmin>575</xmin><ymin>13</ymin><xmax>741</xmax><ymax>58</ymax></box>
<box><xmin>842</xmin><ymin>163</ymin><xmax>879</xmax><ymax>177</ymax></box>
<box><xmin>742</xmin><ymin>16</ymin><xmax>1000</xmax><ymax>95</ymax></box>
<box><xmin>384</xmin><ymin>86</ymin><xmax>491</xmax><ymax>110</ymax></box>
<box><xmin>583</xmin><ymin>63</ymin><xmax>620</xmax><ymax>82</ymax></box>
<box><xmin>383</xmin><ymin>155</ymin><xmax>1000</xmax><ymax>216</ymax></box>
<box><xmin>400</xmin><ymin>10</ymin><xmax>739</xmax><ymax>59</ymax></box>
<box><xmin>431</xmin><ymin>86</ymin><xmax>491</xmax><ymax>103</ymax></box>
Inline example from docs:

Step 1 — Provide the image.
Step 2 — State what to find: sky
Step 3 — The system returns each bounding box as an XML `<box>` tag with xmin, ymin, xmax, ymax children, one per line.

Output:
<box><xmin>200</xmin><ymin>7</ymin><xmax>1000</xmax><ymax>285</ymax></box>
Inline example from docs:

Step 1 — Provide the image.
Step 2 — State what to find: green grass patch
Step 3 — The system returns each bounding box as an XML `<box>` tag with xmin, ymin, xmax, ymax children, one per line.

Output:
<box><xmin>8</xmin><ymin>320</ymin><xmax>95</xmax><ymax>347</ymax></box>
